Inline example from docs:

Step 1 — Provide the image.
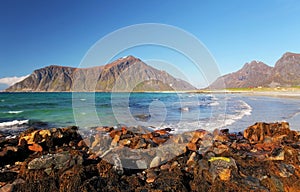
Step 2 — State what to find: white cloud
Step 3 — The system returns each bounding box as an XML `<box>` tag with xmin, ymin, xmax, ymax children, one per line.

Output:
<box><xmin>0</xmin><ymin>75</ymin><xmax>29</xmax><ymax>86</ymax></box>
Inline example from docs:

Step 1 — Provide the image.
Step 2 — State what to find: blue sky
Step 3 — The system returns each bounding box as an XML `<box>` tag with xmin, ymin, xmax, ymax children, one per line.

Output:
<box><xmin>1</xmin><ymin>0</ymin><xmax>300</xmax><ymax>88</ymax></box>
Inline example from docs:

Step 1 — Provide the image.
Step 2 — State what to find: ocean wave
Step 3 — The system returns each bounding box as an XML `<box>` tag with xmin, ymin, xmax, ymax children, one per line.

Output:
<box><xmin>210</xmin><ymin>95</ymin><xmax>219</xmax><ymax>101</ymax></box>
<box><xmin>222</xmin><ymin>100</ymin><xmax>252</xmax><ymax>127</ymax></box>
<box><xmin>0</xmin><ymin>119</ymin><xmax>29</xmax><ymax>127</ymax></box>
<box><xmin>208</xmin><ymin>101</ymin><xmax>220</xmax><ymax>106</ymax></box>
<box><xmin>286</xmin><ymin>110</ymin><xmax>300</xmax><ymax>119</ymax></box>
<box><xmin>4</xmin><ymin>110</ymin><xmax>23</xmax><ymax>114</ymax></box>
<box><xmin>240</xmin><ymin>100</ymin><xmax>252</xmax><ymax>116</ymax></box>
<box><xmin>180</xmin><ymin>107</ymin><xmax>189</xmax><ymax>112</ymax></box>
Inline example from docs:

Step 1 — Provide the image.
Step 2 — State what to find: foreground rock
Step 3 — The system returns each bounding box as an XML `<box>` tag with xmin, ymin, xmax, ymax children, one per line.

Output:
<box><xmin>1</xmin><ymin>122</ymin><xmax>300</xmax><ymax>191</ymax></box>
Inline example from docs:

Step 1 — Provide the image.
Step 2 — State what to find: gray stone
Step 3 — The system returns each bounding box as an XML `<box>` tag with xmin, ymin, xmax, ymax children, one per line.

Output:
<box><xmin>27</xmin><ymin>152</ymin><xmax>82</xmax><ymax>170</ymax></box>
<box><xmin>136</xmin><ymin>159</ymin><xmax>148</xmax><ymax>169</ymax></box>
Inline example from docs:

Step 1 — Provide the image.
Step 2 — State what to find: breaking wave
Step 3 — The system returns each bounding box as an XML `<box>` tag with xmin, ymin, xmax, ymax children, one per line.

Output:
<box><xmin>4</xmin><ymin>110</ymin><xmax>23</xmax><ymax>114</ymax></box>
<box><xmin>0</xmin><ymin>119</ymin><xmax>29</xmax><ymax>127</ymax></box>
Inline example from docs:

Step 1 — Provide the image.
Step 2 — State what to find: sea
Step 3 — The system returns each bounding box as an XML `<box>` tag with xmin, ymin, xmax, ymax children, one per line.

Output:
<box><xmin>0</xmin><ymin>92</ymin><xmax>300</xmax><ymax>135</ymax></box>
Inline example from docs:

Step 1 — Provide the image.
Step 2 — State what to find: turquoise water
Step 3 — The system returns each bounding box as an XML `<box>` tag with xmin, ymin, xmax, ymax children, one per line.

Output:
<box><xmin>0</xmin><ymin>92</ymin><xmax>300</xmax><ymax>134</ymax></box>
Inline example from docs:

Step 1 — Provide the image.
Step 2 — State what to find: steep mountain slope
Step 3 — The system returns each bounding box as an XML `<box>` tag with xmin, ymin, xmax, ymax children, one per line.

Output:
<box><xmin>270</xmin><ymin>52</ymin><xmax>300</xmax><ymax>86</ymax></box>
<box><xmin>5</xmin><ymin>56</ymin><xmax>195</xmax><ymax>92</ymax></box>
<box><xmin>209</xmin><ymin>52</ymin><xmax>300</xmax><ymax>89</ymax></box>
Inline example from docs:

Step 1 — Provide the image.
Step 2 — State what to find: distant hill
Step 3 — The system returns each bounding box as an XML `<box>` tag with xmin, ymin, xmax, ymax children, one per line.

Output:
<box><xmin>209</xmin><ymin>52</ymin><xmax>300</xmax><ymax>89</ymax></box>
<box><xmin>5</xmin><ymin>56</ymin><xmax>195</xmax><ymax>92</ymax></box>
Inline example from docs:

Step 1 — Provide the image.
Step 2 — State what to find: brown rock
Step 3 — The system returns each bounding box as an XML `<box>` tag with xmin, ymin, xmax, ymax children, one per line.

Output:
<box><xmin>135</xmin><ymin>138</ymin><xmax>147</xmax><ymax>149</ymax></box>
<box><xmin>0</xmin><ymin>183</ymin><xmax>13</xmax><ymax>192</ymax></box>
<box><xmin>254</xmin><ymin>143</ymin><xmax>277</xmax><ymax>151</ymax></box>
<box><xmin>111</xmin><ymin>134</ymin><xmax>120</xmax><ymax>147</ymax></box>
<box><xmin>152</xmin><ymin>137</ymin><xmax>167</xmax><ymax>145</ymax></box>
<box><xmin>160</xmin><ymin>164</ymin><xmax>171</xmax><ymax>171</ymax></box>
<box><xmin>170</xmin><ymin>161</ymin><xmax>179</xmax><ymax>170</ymax></box>
<box><xmin>236</xmin><ymin>143</ymin><xmax>251</xmax><ymax>151</ymax></box>
<box><xmin>213</xmin><ymin>144</ymin><xmax>229</xmax><ymax>155</ymax></box>
<box><xmin>244</xmin><ymin>122</ymin><xmax>270</xmax><ymax>143</ymax></box>
<box><xmin>213</xmin><ymin>135</ymin><xmax>229</xmax><ymax>142</ymax></box>
<box><xmin>118</xmin><ymin>139</ymin><xmax>131</xmax><ymax>146</ymax></box>
<box><xmin>142</xmin><ymin>133</ymin><xmax>153</xmax><ymax>140</ymax></box>
<box><xmin>267</xmin><ymin>150</ymin><xmax>285</xmax><ymax>161</ymax></box>
<box><xmin>96</xmin><ymin>126</ymin><xmax>113</xmax><ymax>132</ymax></box>
<box><xmin>146</xmin><ymin>170</ymin><xmax>157</xmax><ymax>183</ymax></box>
<box><xmin>91</xmin><ymin>134</ymin><xmax>101</xmax><ymax>149</ymax></box>
<box><xmin>121</xmin><ymin>126</ymin><xmax>128</xmax><ymax>135</ymax></box>
<box><xmin>190</xmin><ymin>129</ymin><xmax>209</xmax><ymax>143</ymax></box>
<box><xmin>187</xmin><ymin>142</ymin><xmax>197</xmax><ymax>151</ymax></box>
<box><xmin>169</xmin><ymin>135</ymin><xmax>184</xmax><ymax>144</ymax></box>
<box><xmin>244</xmin><ymin>122</ymin><xmax>292</xmax><ymax>144</ymax></box>
<box><xmin>154</xmin><ymin>129</ymin><xmax>169</xmax><ymax>136</ymax></box>
<box><xmin>77</xmin><ymin>140</ymin><xmax>87</xmax><ymax>148</ymax></box>
<box><xmin>187</xmin><ymin>152</ymin><xmax>197</xmax><ymax>167</ymax></box>
<box><xmin>109</xmin><ymin>130</ymin><xmax>122</xmax><ymax>138</ymax></box>
<box><xmin>28</xmin><ymin>143</ymin><xmax>43</xmax><ymax>152</ymax></box>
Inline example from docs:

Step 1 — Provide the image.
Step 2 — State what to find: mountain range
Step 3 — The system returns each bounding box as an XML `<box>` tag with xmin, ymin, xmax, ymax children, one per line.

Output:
<box><xmin>5</xmin><ymin>56</ymin><xmax>195</xmax><ymax>92</ymax></box>
<box><xmin>5</xmin><ymin>52</ymin><xmax>300</xmax><ymax>92</ymax></box>
<box><xmin>209</xmin><ymin>52</ymin><xmax>300</xmax><ymax>89</ymax></box>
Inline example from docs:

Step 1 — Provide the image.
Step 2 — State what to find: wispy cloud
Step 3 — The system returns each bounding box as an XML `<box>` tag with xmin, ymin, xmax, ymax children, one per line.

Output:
<box><xmin>0</xmin><ymin>75</ymin><xmax>29</xmax><ymax>86</ymax></box>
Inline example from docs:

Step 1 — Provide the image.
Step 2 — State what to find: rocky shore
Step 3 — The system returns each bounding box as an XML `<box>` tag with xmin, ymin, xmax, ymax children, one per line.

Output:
<box><xmin>1</xmin><ymin>122</ymin><xmax>300</xmax><ymax>192</ymax></box>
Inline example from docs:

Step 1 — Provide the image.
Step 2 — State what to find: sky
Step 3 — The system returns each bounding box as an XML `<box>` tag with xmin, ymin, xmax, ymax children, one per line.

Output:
<box><xmin>1</xmin><ymin>0</ymin><xmax>300</xmax><ymax>88</ymax></box>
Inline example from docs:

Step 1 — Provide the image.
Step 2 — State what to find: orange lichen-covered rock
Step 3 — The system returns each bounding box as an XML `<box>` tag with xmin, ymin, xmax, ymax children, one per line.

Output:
<box><xmin>28</xmin><ymin>143</ymin><xmax>43</xmax><ymax>152</ymax></box>
<box><xmin>219</xmin><ymin>168</ymin><xmax>231</xmax><ymax>181</ymax></box>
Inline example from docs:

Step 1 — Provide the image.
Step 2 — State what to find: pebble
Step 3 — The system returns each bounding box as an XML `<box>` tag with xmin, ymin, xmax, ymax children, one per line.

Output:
<box><xmin>146</xmin><ymin>170</ymin><xmax>157</xmax><ymax>183</ymax></box>
<box><xmin>150</xmin><ymin>156</ymin><xmax>161</xmax><ymax>168</ymax></box>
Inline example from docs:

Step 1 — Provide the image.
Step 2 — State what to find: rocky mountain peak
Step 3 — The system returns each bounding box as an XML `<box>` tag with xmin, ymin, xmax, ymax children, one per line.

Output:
<box><xmin>5</xmin><ymin>56</ymin><xmax>195</xmax><ymax>92</ymax></box>
<box><xmin>275</xmin><ymin>52</ymin><xmax>300</xmax><ymax>68</ymax></box>
<box><xmin>242</xmin><ymin>60</ymin><xmax>271</xmax><ymax>71</ymax></box>
<box><xmin>104</xmin><ymin>55</ymin><xmax>141</xmax><ymax>69</ymax></box>
<box><xmin>209</xmin><ymin>52</ymin><xmax>300</xmax><ymax>89</ymax></box>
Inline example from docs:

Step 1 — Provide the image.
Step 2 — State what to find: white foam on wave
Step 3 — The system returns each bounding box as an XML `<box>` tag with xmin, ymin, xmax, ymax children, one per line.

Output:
<box><xmin>208</xmin><ymin>101</ymin><xmax>220</xmax><ymax>106</ymax></box>
<box><xmin>1</xmin><ymin>99</ymin><xmax>4</xmax><ymax>102</ymax></box>
<box><xmin>188</xmin><ymin>94</ymin><xmax>196</xmax><ymax>98</ymax></box>
<box><xmin>180</xmin><ymin>107</ymin><xmax>189</xmax><ymax>112</ymax></box>
<box><xmin>80</xmin><ymin>99</ymin><xmax>86</xmax><ymax>101</ymax></box>
<box><xmin>222</xmin><ymin>100</ymin><xmax>252</xmax><ymax>127</ymax></box>
<box><xmin>286</xmin><ymin>110</ymin><xmax>300</xmax><ymax>119</ymax></box>
<box><xmin>0</xmin><ymin>120</ymin><xmax>29</xmax><ymax>127</ymax></box>
<box><xmin>163</xmin><ymin>99</ymin><xmax>253</xmax><ymax>133</ymax></box>
<box><xmin>210</xmin><ymin>95</ymin><xmax>219</xmax><ymax>101</ymax></box>
<box><xmin>5</xmin><ymin>110</ymin><xmax>23</xmax><ymax>114</ymax></box>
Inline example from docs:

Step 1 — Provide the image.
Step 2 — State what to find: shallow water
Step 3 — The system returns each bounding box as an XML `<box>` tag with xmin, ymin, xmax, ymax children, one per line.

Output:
<box><xmin>0</xmin><ymin>92</ymin><xmax>299</xmax><ymax>134</ymax></box>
